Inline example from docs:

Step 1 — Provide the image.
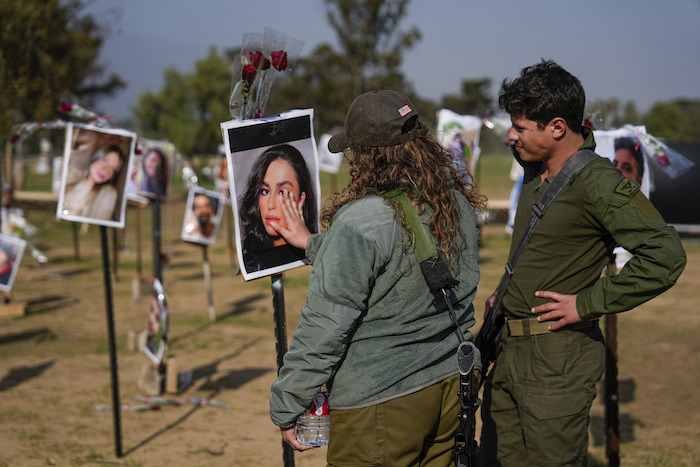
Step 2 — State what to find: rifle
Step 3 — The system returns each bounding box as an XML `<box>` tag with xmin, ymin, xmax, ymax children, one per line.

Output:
<box><xmin>380</xmin><ymin>190</ymin><xmax>479</xmax><ymax>467</ymax></box>
<box><xmin>474</xmin><ymin>276</ymin><xmax>507</xmax><ymax>383</ymax></box>
<box><xmin>453</xmin><ymin>341</ymin><xmax>481</xmax><ymax>467</ymax></box>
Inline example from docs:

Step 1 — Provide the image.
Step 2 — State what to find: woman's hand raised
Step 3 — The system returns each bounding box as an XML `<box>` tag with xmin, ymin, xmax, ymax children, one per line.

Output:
<box><xmin>267</xmin><ymin>190</ymin><xmax>312</xmax><ymax>250</ymax></box>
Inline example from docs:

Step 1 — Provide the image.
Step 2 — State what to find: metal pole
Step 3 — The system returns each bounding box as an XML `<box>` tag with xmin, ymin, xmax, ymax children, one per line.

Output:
<box><xmin>271</xmin><ymin>273</ymin><xmax>295</xmax><ymax>467</ymax></box>
<box><xmin>111</xmin><ymin>227</ymin><xmax>119</xmax><ymax>281</ymax></box>
<box><xmin>152</xmin><ymin>165</ymin><xmax>162</xmax><ymax>283</ymax></box>
<box><xmin>100</xmin><ymin>226</ymin><xmax>123</xmax><ymax>457</ymax></box>
<box><xmin>202</xmin><ymin>246</ymin><xmax>215</xmax><ymax>321</ymax></box>
<box><xmin>132</xmin><ymin>204</ymin><xmax>143</xmax><ymax>302</ymax></box>
<box><xmin>604</xmin><ymin>259</ymin><xmax>620</xmax><ymax>467</ymax></box>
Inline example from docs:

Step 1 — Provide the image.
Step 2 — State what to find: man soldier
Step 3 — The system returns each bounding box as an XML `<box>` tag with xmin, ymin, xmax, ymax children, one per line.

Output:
<box><xmin>480</xmin><ymin>60</ymin><xmax>686</xmax><ymax>466</ymax></box>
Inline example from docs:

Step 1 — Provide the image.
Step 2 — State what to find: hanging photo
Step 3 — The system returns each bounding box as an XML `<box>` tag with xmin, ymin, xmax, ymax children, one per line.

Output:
<box><xmin>436</xmin><ymin>109</ymin><xmax>483</xmax><ymax>184</ymax></box>
<box><xmin>56</xmin><ymin>124</ymin><xmax>136</xmax><ymax>228</ymax></box>
<box><xmin>143</xmin><ymin>278</ymin><xmax>169</xmax><ymax>366</ymax></box>
<box><xmin>214</xmin><ymin>145</ymin><xmax>231</xmax><ymax>203</ymax></box>
<box><xmin>593</xmin><ymin>126</ymin><xmax>650</xmax><ymax>197</ymax></box>
<box><xmin>125</xmin><ymin>146</ymin><xmax>148</xmax><ymax>205</ymax></box>
<box><xmin>317</xmin><ymin>133</ymin><xmax>344</xmax><ymax>175</ymax></box>
<box><xmin>181</xmin><ymin>187</ymin><xmax>224</xmax><ymax>246</ymax></box>
<box><xmin>220</xmin><ymin>108</ymin><xmax>321</xmax><ymax>281</ymax></box>
<box><xmin>136</xmin><ymin>138</ymin><xmax>176</xmax><ymax>201</ymax></box>
<box><xmin>0</xmin><ymin>234</ymin><xmax>27</xmax><ymax>292</ymax></box>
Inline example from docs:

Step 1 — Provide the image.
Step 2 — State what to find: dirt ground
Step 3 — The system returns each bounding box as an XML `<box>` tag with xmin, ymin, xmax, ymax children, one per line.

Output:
<box><xmin>0</xmin><ymin>194</ymin><xmax>699</xmax><ymax>467</ymax></box>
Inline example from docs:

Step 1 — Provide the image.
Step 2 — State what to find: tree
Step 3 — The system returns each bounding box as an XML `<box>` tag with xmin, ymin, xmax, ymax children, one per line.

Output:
<box><xmin>271</xmin><ymin>0</ymin><xmax>421</xmax><ymax>135</ymax></box>
<box><xmin>644</xmin><ymin>99</ymin><xmax>700</xmax><ymax>142</ymax></box>
<box><xmin>132</xmin><ymin>46</ymin><xmax>232</xmax><ymax>157</ymax></box>
<box><xmin>586</xmin><ymin>98</ymin><xmax>641</xmax><ymax>129</ymax></box>
<box><xmin>0</xmin><ymin>0</ymin><xmax>124</xmax><ymax>135</ymax></box>
<box><xmin>440</xmin><ymin>78</ymin><xmax>494</xmax><ymax>117</ymax></box>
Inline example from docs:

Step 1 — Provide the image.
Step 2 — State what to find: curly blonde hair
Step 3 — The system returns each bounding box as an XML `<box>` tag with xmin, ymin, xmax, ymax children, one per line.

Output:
<box><xmin>321</xmin><ymin>131</ymin><xmax>486</xmax><ymax>264</ymax></box>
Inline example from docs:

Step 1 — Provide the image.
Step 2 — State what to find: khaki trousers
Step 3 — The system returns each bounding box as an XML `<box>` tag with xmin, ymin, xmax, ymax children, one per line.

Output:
<box><xmin>327</xmin><ymin>374</ymin><xmax>460</xmax><ymax>467</ymax></box>
<box><xmin>479</xmin><ymin>323</ymin><xmax>605</xmax><ymax>466</ymax></box>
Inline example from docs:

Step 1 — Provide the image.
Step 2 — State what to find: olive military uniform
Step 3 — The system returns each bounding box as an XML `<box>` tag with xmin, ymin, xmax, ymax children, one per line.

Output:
<box><xmin>480</xmin><ymin>128</ymin><xmax>686</xmax><ymax>466</ymax></box>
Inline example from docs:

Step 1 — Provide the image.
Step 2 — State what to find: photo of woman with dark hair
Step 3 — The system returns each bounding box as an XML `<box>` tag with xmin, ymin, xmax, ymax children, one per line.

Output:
<box><xmin>238</xmin><ymin>143</ymin><xmax>318</xmax><ymax>273</ymax></box>
<box><xmin>0</xmin><ymin>234</ymin><xmax>27</xmax><ymax>292</ymax></box>
<box><xmin>140</xmin><ymin>147</ymin><xmax>170</xmax><ymax>198</ymax></box>
<box><xmin>0</xmin><ymin>243</ymin><xmax>15</xmax><ymax>286</ymax></box>
<box><xmin>62</xmin><ymin>143</ymin><xmax>126</xmax><ymax>221</ymax></box>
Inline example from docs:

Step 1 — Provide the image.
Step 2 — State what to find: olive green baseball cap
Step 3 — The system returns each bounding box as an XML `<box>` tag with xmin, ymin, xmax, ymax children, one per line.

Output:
<box><xmin>328</xmin><ymin>90</ymin><xmax>428</xmax><ymax>153</ymax></box>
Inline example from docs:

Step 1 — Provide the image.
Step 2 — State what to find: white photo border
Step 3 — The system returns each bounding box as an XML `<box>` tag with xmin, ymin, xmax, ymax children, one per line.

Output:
<box><xmin>220</xmin><ymin>108</ymin><xmax>321</xmax><ymax>281</ymax></box>
<box><xmin>56</xmin><ymin>123</ymin><xmax>137</xmax><ymax>229</ymax></box>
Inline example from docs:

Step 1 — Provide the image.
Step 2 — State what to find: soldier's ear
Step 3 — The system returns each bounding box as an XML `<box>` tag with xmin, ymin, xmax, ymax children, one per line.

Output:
<box><xmin>549</xmin><ymin>117</ymin><xmax>567</xmax><ymax>140</ymax></box>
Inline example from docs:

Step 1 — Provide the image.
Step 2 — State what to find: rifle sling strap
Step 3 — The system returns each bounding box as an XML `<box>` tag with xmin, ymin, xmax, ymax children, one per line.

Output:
<box><xmin>380</xmin><ymin>190</ymin><xmax>459</xmax><ymax>295</ymax></box>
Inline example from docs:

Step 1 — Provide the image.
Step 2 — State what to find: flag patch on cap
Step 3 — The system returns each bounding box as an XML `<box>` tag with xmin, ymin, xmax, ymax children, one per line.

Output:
<box><xmin>398</xmin><ymin>105</ymin><xmax>412</xmax><ymax>117</ymax></box>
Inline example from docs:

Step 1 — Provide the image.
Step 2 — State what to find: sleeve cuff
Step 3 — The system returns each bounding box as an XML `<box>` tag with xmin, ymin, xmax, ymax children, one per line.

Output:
<box><xmin>576</xmin><ymin>290</ymin><xmax>599</xmax><ymax>320</ymax></box>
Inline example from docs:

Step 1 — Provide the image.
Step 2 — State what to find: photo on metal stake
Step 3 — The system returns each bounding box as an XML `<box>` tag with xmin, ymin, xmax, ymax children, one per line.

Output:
<box><xmin>220</xmin><ymin>108</ymin><xmax>321</xmax><ymax>281</ymax></box>
<box><xmin>56</xmin><ymin>123</ymin><xmax>136</xmax><ymax>228</ymax></box>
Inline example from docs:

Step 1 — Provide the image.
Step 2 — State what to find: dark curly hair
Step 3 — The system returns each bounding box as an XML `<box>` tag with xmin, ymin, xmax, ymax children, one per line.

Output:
<box><xmin>239</xmin><ymin>144</ymin><xmax>318</xmax><ymax>252</ymax></box>
<box><xmin>142</xmin><ymin>147</ymin><xmax>169</xmax><ymax>197</ymax></box>
<box><xmin>322</xmin><ymin>121</ymin><xmax>486</xmax><ymax>265</ymax></box>
<box><xmin>499</xmin><ymin>59</ymin><xmax>585</xmax><ymax>134</ymax></box>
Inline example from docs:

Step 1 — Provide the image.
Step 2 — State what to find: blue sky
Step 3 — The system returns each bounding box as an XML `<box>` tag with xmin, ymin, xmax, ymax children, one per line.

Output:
<box><xmin>85</xmin><ymin>0</ymin><xmax>700</xmax><ymax>121</ymax></box>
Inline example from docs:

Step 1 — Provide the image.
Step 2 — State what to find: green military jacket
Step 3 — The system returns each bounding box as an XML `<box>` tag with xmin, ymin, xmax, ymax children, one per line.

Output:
<box><xmin>270</xmin><ymin>191</ymin><xmax>480</xmax><ymax>428</ymax></box>
<box><xmin>504</xmin><ymin>128</ymin><xmax>686</xmax><ymax>320</ymax></box>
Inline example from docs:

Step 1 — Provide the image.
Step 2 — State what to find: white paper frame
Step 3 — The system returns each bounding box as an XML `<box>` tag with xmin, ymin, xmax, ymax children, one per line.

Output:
<box><xmin>0</xmin><ymin>234</ymin><xmax>27</xmax><ymax>292</ymax></box>
<box><xmin>181</xmin><ymin>186</ymin><xmax>224</xmax><ymax>246</ymax></box>
<box><xmin>56</xmin><ymin>123</ymin><xmax>136</xmax><ymax>228</ymax></box>
<box><xmin>136</xmin><ymin>138</ymin><xmax>176</xmax><ymax>201</ymax></box>
<box><xmin>317</xmin><ymin>133</ymin><xmax>344</xmax><ymax>174</ymax></box>
<box><xmin>220</xmin><ymin>108</ymin><xmax>321</xmax><ymax>281</ymax></box>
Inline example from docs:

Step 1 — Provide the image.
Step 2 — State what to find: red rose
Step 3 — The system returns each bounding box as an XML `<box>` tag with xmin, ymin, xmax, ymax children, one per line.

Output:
<box><xmin>242</xmin><ymin>65</ymin><xmax>257</xmax><ymax>84</ymax></box>
<box><xmin>11</xmin><ymin>133</ymin><xmax>20</xmax><ymax>144</ymax></box>
<box><xmin>270</xmin><ymin>50</ymin><xmax>288</xmax><ymax>71</ymax></box>
<box><xmin>656</xmin><ymin>153</ymin><xmax>670</xmax><ymax>166</ymax></box>
<box><xmin>60</xmin><ymin>101</ymin><xmax>73</xmax><ymax>112</ymax></box>
<box><xmin>249</xmin><ymin>51</ymin><xmax>270</xmax><ymax>70</ymax></box>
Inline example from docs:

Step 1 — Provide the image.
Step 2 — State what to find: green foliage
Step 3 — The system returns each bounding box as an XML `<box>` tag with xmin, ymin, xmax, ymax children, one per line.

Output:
<box><xmin>440</xmin><ymin>78</ymin><xmax>494</xmax><ymax>116</ymax></box>
<box><xmin>644</xmin><ymin>99</ymin><xmax>700</xmax><ymax>142</ymax></box>
<box><xmin>0</xmin><ymin>0</ymin><xmax>124</xmax><ymax>135</ymax></box>
<box><xmin>586</xmin><ymin>97</ymin><xmax>700</xmax><ymax>142</ymax></box>
<box><xmin>270</xmin><ymin>0</ymin><xmax>421</xmax><ymax>136</ymax></box>
<box><xmin>130</xmin><ymin>0</ymin><xmax>700</xmax><ymax>151</ymax></box>
<box><xmin>586</xmin><ymin>98</ymin><xmax>643</xmax><ymax>129</ymax></box>
<box><xmin>132</xmin><ymin>46</ymin><xmax>232</xmax><ymax>156</ymax></box>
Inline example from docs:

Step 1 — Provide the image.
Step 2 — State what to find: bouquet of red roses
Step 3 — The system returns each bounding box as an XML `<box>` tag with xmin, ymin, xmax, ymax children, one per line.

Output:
<box><xmin>228</xmin><ymin>28</ymin><xmax>304</xmax><ymax>120</ymax></box>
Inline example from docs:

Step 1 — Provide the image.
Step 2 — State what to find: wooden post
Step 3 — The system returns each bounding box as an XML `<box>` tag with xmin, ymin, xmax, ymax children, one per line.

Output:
<box><xmin>165</xmin><ymin>355</ymin><xmax>178</xmax><ymax>394</ymax></box>
<box><xmin>132</xmin><ymin>204</ymin><xmax>144</xmax><ymax>302</ymax></box>
<box><xmin>72</xmin><ymin>223</ymin><xmax>80</xmax><ymax>260</ymax></box>
<box><xmin>604</xmin><ymin>258</ymin><xmax>620</xmax><ymax>467</ymax></box>
<box><xmin>202</xmin><ymin>246</ymin><xmax>215</xmax><ymax>321</ymax></box>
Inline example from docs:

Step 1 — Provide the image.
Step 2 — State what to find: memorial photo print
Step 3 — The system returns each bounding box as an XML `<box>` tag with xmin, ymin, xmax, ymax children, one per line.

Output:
<box><xmin>221</xmin><ymin>109</ymin><xmax>321</xmax><ymax>281</ymax></box>
<box><xmin>56</xmin><ymin>123</ymin><xmax>136</xmax><ymax>228</ymax></box>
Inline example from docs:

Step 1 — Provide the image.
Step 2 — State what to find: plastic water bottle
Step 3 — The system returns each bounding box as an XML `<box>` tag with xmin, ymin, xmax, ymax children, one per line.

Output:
<box><xmin>296</xmin><ymin>386</ymin><xmax>330</xmax><ymax>446</ymax></box>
